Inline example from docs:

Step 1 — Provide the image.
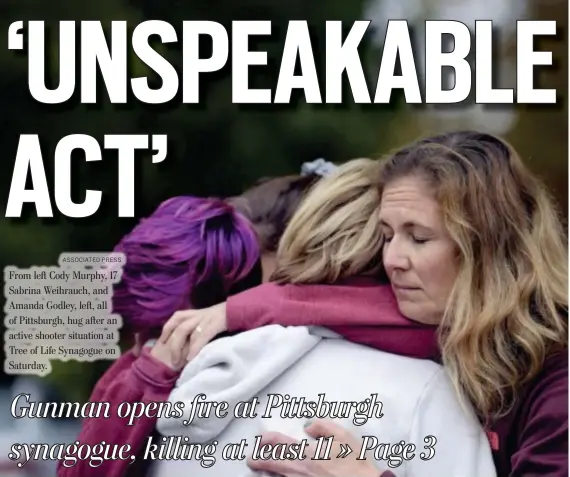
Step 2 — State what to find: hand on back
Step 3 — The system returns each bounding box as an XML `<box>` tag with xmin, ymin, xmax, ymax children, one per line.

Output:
<box><xmin>150</xmin><ymin>302</ymin><xmax>228</xmax><ymax>370</ymax></box>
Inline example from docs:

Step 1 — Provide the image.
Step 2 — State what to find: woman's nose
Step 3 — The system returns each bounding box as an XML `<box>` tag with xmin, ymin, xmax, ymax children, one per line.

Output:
<box><xmin>383</xmin><ymin>239</ymin><xmax>410</xmax><ymax>271</ymax></box>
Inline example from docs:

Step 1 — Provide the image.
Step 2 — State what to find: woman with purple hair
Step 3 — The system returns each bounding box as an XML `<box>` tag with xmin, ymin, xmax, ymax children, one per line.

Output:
<box><xmin>57</xmin><ymin>163</ymin><xmax>329</xmax><ymax>477</ymax></box>
<box><xmin>112</xmin><ymin>195</ymin><xmax>262</xmax><ymax>354</ymax></box>
<box><xmin>57</xmin><ymin>196</ymin><xmax>262</xmax><ymax>477</ymax></box>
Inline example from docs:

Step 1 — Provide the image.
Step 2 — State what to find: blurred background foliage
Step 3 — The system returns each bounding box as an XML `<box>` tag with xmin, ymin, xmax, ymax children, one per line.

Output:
<box><xmin>0</xmin><ymin>0</ymin><xmax>567</xmax><ymax>402</ymax></box>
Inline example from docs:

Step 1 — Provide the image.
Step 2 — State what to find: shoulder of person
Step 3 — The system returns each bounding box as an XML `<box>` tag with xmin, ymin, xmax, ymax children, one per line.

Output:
<box><xmin>522</xmin><ymin>349</ymin><xmax>567</xmax><ymax>417</ymax></box>
<box><xmin>404</xmin><ymin>368</ymin><xmax>497</xmax><ymax>477</ymax></box>
<box><xmin>321</xmin><ymin>340</ymin><xmax>446</xmax><ymax>405</ymax></box>
<box><xmin>502</xmin><ymin>350</ymin><xmax>568</xmax><ymax>475</ymax></box>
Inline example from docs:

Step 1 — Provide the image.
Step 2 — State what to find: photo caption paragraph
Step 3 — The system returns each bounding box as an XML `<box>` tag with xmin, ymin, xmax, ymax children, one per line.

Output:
<box><xmin>4</xmin><ymin>252</ymin><xmax>125</xmax><ymax>376</ymax></box>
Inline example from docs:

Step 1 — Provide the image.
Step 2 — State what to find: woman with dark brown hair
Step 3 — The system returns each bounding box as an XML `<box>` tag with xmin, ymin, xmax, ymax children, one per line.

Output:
<box><xmin>229</xmin><ymin>170</ymin><xmax>322</xmax><ymax>281</ymax></box>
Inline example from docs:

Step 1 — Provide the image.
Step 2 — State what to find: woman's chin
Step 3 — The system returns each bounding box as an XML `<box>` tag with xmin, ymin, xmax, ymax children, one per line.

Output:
<box><xmin>396</xmin><ymin>301</ymin><xmax>437</xmax><ymax>325</ymax></box>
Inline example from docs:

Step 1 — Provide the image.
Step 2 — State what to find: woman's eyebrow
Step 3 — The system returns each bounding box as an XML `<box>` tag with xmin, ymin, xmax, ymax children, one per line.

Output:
<box><xmin>407</xmin><ymin>222</ymin><xmax>433</xmax><ymax>232</ymax></box>
<box><xmin>380</xmin><ymin>219</ymin><xmax>432</xmax><ymax>231</ymax></box>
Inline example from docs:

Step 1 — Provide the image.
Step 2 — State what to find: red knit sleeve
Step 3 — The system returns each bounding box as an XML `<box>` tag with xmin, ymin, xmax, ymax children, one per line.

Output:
<box><xmin>226</xmin><ymin>280</ymin><xmax>438</xmax><ymax>359</ymax></box>
<box><xmin>56</xmin><ymin>348</ymin><xmax>179</xmax><ymax>477</ymax></box>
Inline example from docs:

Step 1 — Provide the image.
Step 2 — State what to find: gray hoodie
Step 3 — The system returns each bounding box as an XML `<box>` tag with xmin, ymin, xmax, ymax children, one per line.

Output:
<box><xmin>150</xmin><ymin>325</ymin><xmax>495</xmax><ymax>477</ymax></box>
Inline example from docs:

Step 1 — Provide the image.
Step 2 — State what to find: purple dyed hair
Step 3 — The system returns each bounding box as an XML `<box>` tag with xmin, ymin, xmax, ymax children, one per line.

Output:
<box><xmin>112</xmin><ymin>196</ymin><xmax>261</xmax><ymax>333</ymax></box>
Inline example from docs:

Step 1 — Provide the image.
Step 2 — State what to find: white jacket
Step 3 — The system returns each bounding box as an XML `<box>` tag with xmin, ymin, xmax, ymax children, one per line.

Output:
<box><xmin>151</xmin><ymin>325</ymin><xmax>496</xmax><ymax>477</ymax></box>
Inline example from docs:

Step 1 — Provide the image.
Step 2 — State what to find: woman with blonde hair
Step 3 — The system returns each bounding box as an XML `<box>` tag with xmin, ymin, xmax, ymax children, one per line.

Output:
<box><xmin>153</xmin><ymin>158</ymin><xmax>495</xmax><ymax>477</ymax></box>
<box><xmin>162</xmin><ymin>131</ymin><xmax>568</xmax><ymax>477</ymax></box>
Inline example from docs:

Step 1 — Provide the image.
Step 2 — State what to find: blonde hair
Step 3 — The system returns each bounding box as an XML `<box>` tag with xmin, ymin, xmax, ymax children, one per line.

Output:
<box><xmin>271</xmin><ymin>158</ymin><xmax>385</xmax><ymax>284</ymax></box>
<box><xmin>380</xmin><ymin>130</ymin><xmax>568</xmax><ymax>419</ymax></box>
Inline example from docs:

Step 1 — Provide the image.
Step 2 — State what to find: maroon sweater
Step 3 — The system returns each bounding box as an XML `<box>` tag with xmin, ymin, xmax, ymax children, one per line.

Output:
<box><xmin>57</xmin><ymin>348</ymin><xmax>180</xmax><ymax>477</ymax></box>
<box><xmin>57</xmin><ymin>279</ymin><xmax>567</xmax><ymax>477</ymax></box>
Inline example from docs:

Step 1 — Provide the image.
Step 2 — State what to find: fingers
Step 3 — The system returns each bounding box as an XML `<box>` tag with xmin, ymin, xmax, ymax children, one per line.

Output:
<box><xmin>247</xmin><ymin>456</ymin><xmax>293</xmax><ymax>475</ymax></box>
<box><xmin>180</xmin><ymin>340</ymin><xmax>191</xmax><ymax>365</ymax></box>
<box><xmin>187</xmin><ymin>319</ymin><xmax>222</xmax><ymax>361</ymax></box>
<box><xmin>246</xmin><ymin>432</ymin><xmax>305</xmax><ymax>475</ymax></box>
<box><xmin>166</xmin><ymin>316</ymin><xmax>201</xmax><ymax>365</ymax></box>
<box><xmin>304</xmin><ymin>419</ymin><xmax>350</xmax><ymax>441</ymax></box>
<box><xmin>160</xmin><ymin>303</ymin><xmax>227</xmax><ymax>364</ymax></box>
<box><xmin>159</xmin><ymin>309</ymin><xmax>196</xmax><ymax>343</ymax></box>
<box><xmin>256</xmin><ymin>431</ymin><xmax>300</xmax><ymax>447</ymax></box>
<box><xmin>187</xmin><ymin>303</ymin><xmax>227</xmax><ymax>361</ymax></box>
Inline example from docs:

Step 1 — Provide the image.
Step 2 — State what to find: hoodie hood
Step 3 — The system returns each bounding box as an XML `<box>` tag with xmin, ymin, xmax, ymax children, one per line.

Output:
<box><xmin>155</xmin><ymin>325</ymin><xmax>336</xmax><ymax>442</ymax></box>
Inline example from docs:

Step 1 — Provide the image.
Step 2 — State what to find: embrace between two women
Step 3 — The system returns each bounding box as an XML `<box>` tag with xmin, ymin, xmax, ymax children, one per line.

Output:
<box><xmin>58</xmin><ymin>130</ymin><xmax>568</xmax><ymax>477</ymax></box>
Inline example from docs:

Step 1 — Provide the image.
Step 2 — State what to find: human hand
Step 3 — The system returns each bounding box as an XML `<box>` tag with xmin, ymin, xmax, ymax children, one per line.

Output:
<box><xmin>149</xmin><ymin>323</ymin><xmax>195</xmax><ymax>371</ymax></box>
<box><xmin>158</xmin><ymin>302</ymin><xmax>228</xmax><ymax>361</ymax></box>
<box><xmin>247</xmin><ymin>419</ymin><xmax>381</xmax><ymax>477</ymax></box>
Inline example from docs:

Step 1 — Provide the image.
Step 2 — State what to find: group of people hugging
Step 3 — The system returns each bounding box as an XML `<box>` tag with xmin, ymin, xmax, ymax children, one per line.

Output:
<box><xmin>57</xmin><ymin>130</ymin><xmax>568</xmax><ymax>477</ymax></box>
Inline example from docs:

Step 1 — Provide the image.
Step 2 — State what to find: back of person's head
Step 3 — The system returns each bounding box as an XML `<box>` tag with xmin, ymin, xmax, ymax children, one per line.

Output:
<box><xmin>229</xmin><ymin>173</ymin><xmax>321</xmax><ymax>254</ymax></box>
<box><xmin>380</xmin><ymin>130</ymin><xmax>568</xmax><ymax>418</ymax></box>
<box><xmin>112</xmin><ymin>196</ymin><xmax>262</xmax><ymax>336</ymax></box>
<box><xmin>271</xmin><ymin>158</ymin><xmax>385</xmax><ymax>284</ymax></box>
